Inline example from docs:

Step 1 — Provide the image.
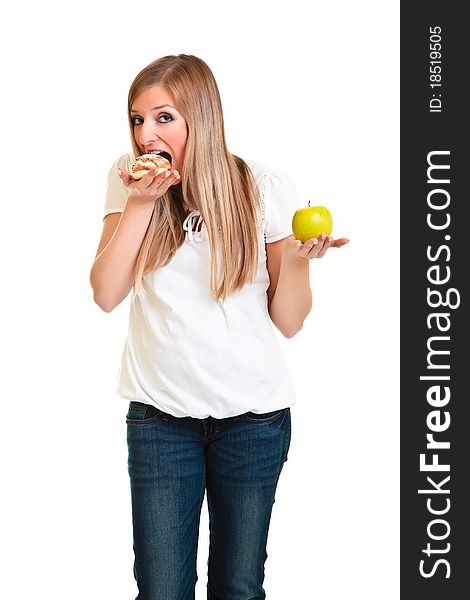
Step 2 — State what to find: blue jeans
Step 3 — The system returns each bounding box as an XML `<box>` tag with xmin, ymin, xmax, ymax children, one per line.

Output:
<box><xmin>126</xmin><ymin>401</ymin><xmax>292</xmax><ymax>600</ymax></box>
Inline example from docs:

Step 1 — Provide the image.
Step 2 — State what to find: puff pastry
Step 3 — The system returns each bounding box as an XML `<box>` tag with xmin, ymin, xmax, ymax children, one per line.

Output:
<box><xmin>130</xmin><ymin>152</ymin><xmax>171</xmax><ymax>180</ymax></box>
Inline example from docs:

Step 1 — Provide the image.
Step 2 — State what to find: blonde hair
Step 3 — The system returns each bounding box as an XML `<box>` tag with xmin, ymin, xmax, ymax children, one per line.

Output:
<box><xmin>127</xmin><ymin>54</ymin><xmax>263</xmax><ymax>302</ymax></box>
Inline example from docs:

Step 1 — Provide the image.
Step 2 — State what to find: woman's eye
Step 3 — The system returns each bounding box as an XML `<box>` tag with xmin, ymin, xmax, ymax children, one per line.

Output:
<box><xmin>158</xmin><ymin>113</ymin><xmax>172</xmax><ymax>123</ymax></box>
<box><xmin>131</xmin><ymin>114</ymin><xmax>172</xmax><ymax>126</ymax></box>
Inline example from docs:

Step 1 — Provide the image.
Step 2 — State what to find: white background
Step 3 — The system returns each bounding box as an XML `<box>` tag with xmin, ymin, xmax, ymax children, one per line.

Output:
<box><xmin>1</xmin><ymin>0</ymin><xmax>399</xmax><ymax>598</ymax></box>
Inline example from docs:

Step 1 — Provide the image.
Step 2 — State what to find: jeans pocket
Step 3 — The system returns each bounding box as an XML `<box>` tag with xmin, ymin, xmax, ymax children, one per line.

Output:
<box><xmin>244</xmin><ymin>407</ymin><xmax>288</xmax><ymax>424</ymax></box>
<box><xmin>126</xmin><ymin>401</ymin><xmax>163</xmax><ymax>424</ymax></box>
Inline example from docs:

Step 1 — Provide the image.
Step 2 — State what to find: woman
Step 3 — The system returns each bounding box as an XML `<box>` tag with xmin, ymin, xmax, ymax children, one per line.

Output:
<box><xmin>90</xmin><ymin>54</ymin><xmax>348</xmax><ymax>600</ymax></box>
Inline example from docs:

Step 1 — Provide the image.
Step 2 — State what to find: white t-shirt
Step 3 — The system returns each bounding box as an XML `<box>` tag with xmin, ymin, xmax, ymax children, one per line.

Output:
<box><xmin>104</xmin><ymin>153</ymin><xmax>299</xmax><ymax>419</ymax></box>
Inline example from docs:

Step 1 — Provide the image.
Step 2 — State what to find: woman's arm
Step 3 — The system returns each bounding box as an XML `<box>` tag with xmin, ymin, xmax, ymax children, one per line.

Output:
<box><xmin>266</xmin><ymin>235</ymin><xmax>312</xmax><ymax>338</ymax></box>
<box><xmin>90</xmin><ymin>201</ymin><xmax>156</xmax><ymax>312</ymax></box>
<box><xmin>90</xmin><ymin>166</ymin><xmax>180</xmax><ymax>312</ymax></box>
<box><xmin>266</xmin><ymin>233</ymin><xmax>349</xmax><ymax>338</ymax></box>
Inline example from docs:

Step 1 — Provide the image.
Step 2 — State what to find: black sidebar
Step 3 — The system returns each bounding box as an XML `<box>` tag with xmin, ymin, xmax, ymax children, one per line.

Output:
<box><xmin>401</xmin><ymin>2</ymin><xmax>469</xmax><ymax>599</ymax></box>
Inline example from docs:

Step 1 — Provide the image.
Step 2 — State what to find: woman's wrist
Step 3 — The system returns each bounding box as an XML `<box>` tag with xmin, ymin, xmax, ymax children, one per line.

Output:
<box><xmin>125</xmin><ymin>196</ymin><xmax>157</xmax><ymax>213</ymax></box>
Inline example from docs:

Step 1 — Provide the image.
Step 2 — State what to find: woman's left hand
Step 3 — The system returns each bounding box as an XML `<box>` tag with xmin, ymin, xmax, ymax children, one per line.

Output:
<box><xmin>283</xmin><ymin>233</ymin><xmax>350</xmax><ymax>260</ymax></box>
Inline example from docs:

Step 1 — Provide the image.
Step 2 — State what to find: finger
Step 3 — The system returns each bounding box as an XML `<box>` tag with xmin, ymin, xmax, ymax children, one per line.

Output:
<box><xmin>148</xmin><ymin>169</ymin><xmax>180</xmax><ymax>191</ymax></box>
<box><xmin>164</xmin><ymin>169</ymin><xmax>180</xmax><ymax>182</ymax></box>
<box><xmin>166</xmin><ymin>170</ymin><xmax>182</xmax><ymax>188</ymax></box>
<box><xmin>117</xmin><ymin>167</ymin><xmax>133</xmax><ymax>186</ymax></box>
<box><xmin>299</xmin><ymin>238</ymin><xmax>319</xmax><ymax>257</ymax></box>
<box><xmin>306</xmin><ymin>239</ymin><xmax>325</xmax><ymax>258</ymax></box>
<box><xmin>168</xmin><ymin>170</ymin><xmax>181</xmax><ymax>185</ymax></box>
<box><xmin>332</xmin><ymin>237</ymin><xmax>350</xmax><ymax>248</ymax></box>
<box><xmin>316</xmin><ymin>240</ymin><xmax>331</xmax><ymax>258</ymax></box>
<box><xmin>300</xmin><ymin>236</ymin><xmax>324</xmax><ymax>258</ymax></box>
<box><xmin>143</xmin><ymin>168</ymin><xmax>168</xmax><ymax>187</ymax></box>
<box><xmin>317</xmin><ymin>234</ymin><xmax>333</xmax><ymax>258</ymax></box>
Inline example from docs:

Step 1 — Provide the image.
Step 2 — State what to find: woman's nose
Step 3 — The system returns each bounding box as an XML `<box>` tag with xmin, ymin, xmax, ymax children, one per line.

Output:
<box><xmin>137</xmin><ymin>120</ymin><xmax>160</xmax><ymax>145</ymax></box>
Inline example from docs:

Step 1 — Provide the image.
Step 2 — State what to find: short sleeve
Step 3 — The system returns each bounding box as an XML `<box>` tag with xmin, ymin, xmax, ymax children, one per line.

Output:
<box><xmin>263</xmin><ymin>167</ymin><xmax>298</xmax><ymax>243</ymax></box>
<box><xmin>103</xmin><ymin>154</ymin><xmax>131</xmax><ymax>219</ymax></box>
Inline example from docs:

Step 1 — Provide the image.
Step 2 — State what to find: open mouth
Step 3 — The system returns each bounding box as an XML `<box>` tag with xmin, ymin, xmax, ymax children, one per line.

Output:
<box><xmin>148</xmin><ymin>150</ymin><xmax>172</xmax><ymax>165</ymax></box>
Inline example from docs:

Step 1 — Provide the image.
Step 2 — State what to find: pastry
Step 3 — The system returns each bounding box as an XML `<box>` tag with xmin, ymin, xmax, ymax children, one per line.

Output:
<box><xmin>130</xmin><ymin>151</ymin><xmax>172</xmax><ymax>180</ymax></box>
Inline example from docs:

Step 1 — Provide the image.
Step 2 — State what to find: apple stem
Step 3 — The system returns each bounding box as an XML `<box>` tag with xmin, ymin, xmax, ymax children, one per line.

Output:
<box><xmin>308</xmin><ymin>200</ymin><xmax>310</xmax><ymax>207</ymax></box>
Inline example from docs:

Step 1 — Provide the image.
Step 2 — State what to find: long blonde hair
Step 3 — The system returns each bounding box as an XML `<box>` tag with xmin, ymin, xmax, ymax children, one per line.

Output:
<box><xmin>128</xmin><ymin>54</ymin><xmax>263</xmax><ymax>302</ymax></box>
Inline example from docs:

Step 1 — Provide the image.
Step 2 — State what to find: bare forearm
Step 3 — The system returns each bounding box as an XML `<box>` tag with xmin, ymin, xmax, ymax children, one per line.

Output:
<box><xmin>90</xmin><ymin>200</ymin><xmax>155</xmax><ymax>311</ymax></box>
<box><xmin>269</xmin><ymin>253</ymin><xmax>312</xmax><ymax>337</ymax></box>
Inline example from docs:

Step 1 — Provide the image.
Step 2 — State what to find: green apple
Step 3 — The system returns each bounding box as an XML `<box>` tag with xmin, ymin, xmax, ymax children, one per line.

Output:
<box><xmin>292</xmin><ymin>202</ymin><xmax>333</xmax><ymax>242</ymax></box>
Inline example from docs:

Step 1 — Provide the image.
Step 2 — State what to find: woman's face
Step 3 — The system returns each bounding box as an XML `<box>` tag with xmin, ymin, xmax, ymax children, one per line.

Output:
<box><xmin>130</xmin><ymin>84</ymin><xmax>188</xmax><ymax>172</ymax></box>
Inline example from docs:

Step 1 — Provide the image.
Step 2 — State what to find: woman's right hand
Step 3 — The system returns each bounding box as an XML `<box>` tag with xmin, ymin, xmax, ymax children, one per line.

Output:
<box><xmin>117</xmin><ymin>166</ymin><xmax>181</xmax><ymax>206</ymax></box>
